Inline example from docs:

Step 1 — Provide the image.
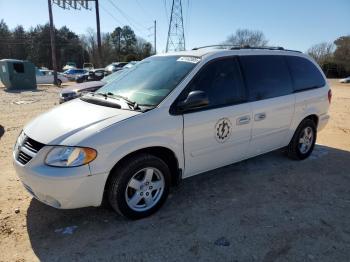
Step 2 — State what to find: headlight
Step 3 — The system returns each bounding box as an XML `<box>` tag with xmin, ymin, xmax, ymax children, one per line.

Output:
<box><xmin>14</xmin><ymin>130</ymin><xmax>25</xmax><ymax>153</ymax></box>
<box><xmin>45</xmin><ymin>146</ymin><xmax>97</xmax><ymax>167</ymax></box>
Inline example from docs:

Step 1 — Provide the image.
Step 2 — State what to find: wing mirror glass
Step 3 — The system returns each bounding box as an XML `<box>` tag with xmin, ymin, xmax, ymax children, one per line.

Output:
<box><xmin>176</xmin><ymin>90</ymin><xmax>209</xmax><ymax>113</ymax></box>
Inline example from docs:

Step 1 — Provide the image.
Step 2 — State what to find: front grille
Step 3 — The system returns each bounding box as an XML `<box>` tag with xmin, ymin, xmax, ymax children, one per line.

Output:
<box><xmin>23</xmin><ymin>137</ymin><xmax>45</xmax><ymax>153</ymax></box>
<box><xmin>16</xmin><ymin>135</ymin><xmax>45</xmax><ymax>165</ymax></box>
<box><xmin>17</xmin><ymin>151</ymin><xmax>32</xmax><ymax>165</ymax></box>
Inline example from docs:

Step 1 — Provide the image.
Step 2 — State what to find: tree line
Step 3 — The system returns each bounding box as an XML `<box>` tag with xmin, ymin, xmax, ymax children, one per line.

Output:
<box><xmin>307</xmin><ymin>37</ymin><xmax>350</xmax><ymax>78</ymax></box>
<box><xmin>0</xmin><ymin>19</ymin><xmax>153</xmax><ymax>70</ymax></box>
<box><xmin>1</xmin><ymin>21</ymin><xmax>349</xmax><ymax>77</ymax></box>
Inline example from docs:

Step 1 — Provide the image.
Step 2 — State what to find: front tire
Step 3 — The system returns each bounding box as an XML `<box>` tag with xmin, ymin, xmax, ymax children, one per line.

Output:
<box><xmin>56</xmin><ymin>79</ymin><xmax>62</xmax><ymax>87</ymax></box>
<box><xmin>287</xmin><ymin>119</ymin><xmax>317</xmax><ymax>160</ymax></box>
<box><xmin>107</xmin><ymin>154</ymin><xmax>171</xmax><ymax>219</ymax></box>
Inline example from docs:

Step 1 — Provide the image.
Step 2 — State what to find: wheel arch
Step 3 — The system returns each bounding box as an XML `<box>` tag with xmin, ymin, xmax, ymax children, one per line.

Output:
<box><xmin>287</xmin><ymin>113</ymin><xmax>320</xmax><ymax>146</ymax></box>
<box><xmin>303</xmin><ymin>114</ymin><xmax>319</xmax><ymax>127</ymax></box>
<box><xmin>103</xmin><ymin>146</ymin><xmax>181</xmax><ymax>199</ymax></box>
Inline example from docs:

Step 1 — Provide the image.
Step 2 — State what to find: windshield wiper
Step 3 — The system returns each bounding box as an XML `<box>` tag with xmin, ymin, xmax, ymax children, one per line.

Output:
<box><xmin>81</xmin><ymin>94</ymin><xmax>121</xmax><ymax>109</ymax></box>
<box><xmin>96</xmin><ymin>92</ymin><xmax>141</xmax><ymax>110</ymax></box>
<box><xmin>92</xmin><ymin>92</ymin><xmax>156</xmax><ymax>112</ymax></box>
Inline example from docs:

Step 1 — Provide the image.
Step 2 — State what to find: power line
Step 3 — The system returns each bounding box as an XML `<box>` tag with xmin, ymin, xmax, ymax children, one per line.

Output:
<box><xmin>163</xmin><ymin>0</ymin><xmax>169</xmax><ymax>23</ymax></box>
<box><xmin>183</xmin><ymin>0</ymin><xmax>191</xmax><ymax>45</ymax></box>
<box><xmin>105</xmin><ymin>0</ymin><xmax>151</xmax><ymax>40</ymax></box>
<box><xmin>135</xmin><ymin>0</ymin><xmax>153</xmax><ymax>22</ymax></box>
<box><xmin>106</xmin><ymin>0</ymin><xmax>148</xmax><ymax>31</ymax></box>
<box><xmin>99</xmin><ymin>2</ymin><xmax>123</xmax><ymax>25</ymax></box>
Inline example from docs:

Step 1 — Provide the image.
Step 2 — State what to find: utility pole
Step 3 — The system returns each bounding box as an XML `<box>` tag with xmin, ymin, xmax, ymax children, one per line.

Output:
<box><xmin>52</xmin><ymin>1</ymin><xmax>102</xmax><ymax>67</ymax></box>
<box><xmin>118</xmin><ymin>29</ymin><xmax>121</xmax><ymax>61</ymax></box>
<box><xmin>166</xmin><ymin>0</ymin><xmax>185</xmax><ymax>52</ymax></box>
<box><xmin>95</xmin><ymin>0</ymin><xmax>102</xmax><ymax>67</ymax></box>
<box><xmin>47</xmin><ymin>0</ymin><xmax>58</xmax><ymax>85</ymax></box>
<box><xmin>154</xmin><ymin>20</ymin><xmax>157</xmax><ymax>54</ymax></box>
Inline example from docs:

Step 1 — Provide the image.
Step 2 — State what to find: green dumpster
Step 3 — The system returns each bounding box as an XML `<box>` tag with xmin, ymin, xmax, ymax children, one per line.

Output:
<box><xmin>0</xmin><ymin>59</ymin><xmax>36</xmax><ymax>90</ymax></box>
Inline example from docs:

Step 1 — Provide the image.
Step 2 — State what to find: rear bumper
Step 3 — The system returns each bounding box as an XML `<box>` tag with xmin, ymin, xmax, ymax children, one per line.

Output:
<box><xmin>13</xmin><ymin>148</ymin><xmax>108</xmax><ymax>209</ymax></box>
<box><xmin>318</xmin><ymin>114</ymin><xmax>330</xmax><ymax>131</ymax></box>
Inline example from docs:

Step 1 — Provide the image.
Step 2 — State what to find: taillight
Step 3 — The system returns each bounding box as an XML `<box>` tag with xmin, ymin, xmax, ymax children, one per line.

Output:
<box><xmin>328</xmin><ymin>89</ymin><xmax>332</xmax><ymax>104</ymax></box>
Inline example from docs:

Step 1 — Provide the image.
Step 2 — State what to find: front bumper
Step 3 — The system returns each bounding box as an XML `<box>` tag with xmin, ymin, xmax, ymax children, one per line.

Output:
<box><xmin>13</xmin><ymin>146</ymin><xmax>108</xmax><ymax>209</ymax></box>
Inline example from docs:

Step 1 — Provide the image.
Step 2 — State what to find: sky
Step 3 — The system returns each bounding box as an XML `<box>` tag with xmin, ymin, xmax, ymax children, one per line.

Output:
<box><xmin>0</xmin><ymin>0</ymin><xmax>349</xmax><ymax>53</ymax></box>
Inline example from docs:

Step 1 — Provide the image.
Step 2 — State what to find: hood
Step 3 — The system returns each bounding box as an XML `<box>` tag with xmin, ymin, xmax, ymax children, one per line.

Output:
<box><xmin>60</xmin><ymin>81</ymin><xmax>105</xmax><ymax>94</ymax></box>
<box><xmin>24</xmin><ymin>98</ymin><xmax>140</xmax><ymax>145</ymax></box>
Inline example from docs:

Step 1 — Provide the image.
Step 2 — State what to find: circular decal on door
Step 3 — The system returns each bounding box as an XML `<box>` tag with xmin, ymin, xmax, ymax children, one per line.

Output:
<box><xmin>215</xmin><ymin>118</ymin><xmax>232</xmax><ymax>143</ymax></box>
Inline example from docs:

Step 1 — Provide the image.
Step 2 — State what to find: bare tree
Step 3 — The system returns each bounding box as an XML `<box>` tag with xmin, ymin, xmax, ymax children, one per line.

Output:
<box><xmin>81</xmin><ymin>28</ymin><xmax>99</xmax><ymax>66</ymax></box>
<box><xmin>135</xmin><ymin>37</ymin><xmax>152</xmax><ymax>60</ymax></box>
<box><xmin>307</xmin><ymin>42</ymin><xmax>335</xmax><ymax>66</ymax></box>
<box><xmin>224</xmin><ymin>29</ymin><xmax>268</xmax><ymax>47</ymax></box>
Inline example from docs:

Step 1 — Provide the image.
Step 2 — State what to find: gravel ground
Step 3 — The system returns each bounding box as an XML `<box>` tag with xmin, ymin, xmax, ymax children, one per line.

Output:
<box><xmin>0</xmin><ymin>80</ymin><xmax>350</xmax><ymax>262</ymax></box>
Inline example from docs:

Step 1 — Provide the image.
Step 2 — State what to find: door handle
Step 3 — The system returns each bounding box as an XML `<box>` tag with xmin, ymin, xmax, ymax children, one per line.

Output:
<box><xmin>237</xmin><ymin>115</ymin><xmax>251</xmax><ymax>125</ymax></box>
<box><xmin>254</xmin><ymin>113</ymin><xmax>266</xmax><ymax>121</ymax></box>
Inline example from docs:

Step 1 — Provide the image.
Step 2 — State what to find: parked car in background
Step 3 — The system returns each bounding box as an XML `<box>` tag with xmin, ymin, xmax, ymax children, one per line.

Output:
<box><xmin>76</xmin><ymin>68</ymin><xmax>107</xmax><ymax>83</ymax></box>
<box><xmin>62</xmin><ymin>68</ymin><xmax>88</xmax><ymax>81</ymax></box>
<box><xmin>105</xmin><ymin>62</ymin><xmax>128</xmax><ymax>74</ymax></box>
<box><xmin>83</xmin><ymin>63</ymin><xmax>94</xmax><ymax>71</ymax></box>
<box><xmin>62</xmin><ymin>62</ymin><xmax>77</xmax><ymax>71</ymax></box>
<box><xmin>123</xmin><ymin>61</ymin><xmax>139</xmax><ymax>69</ymax></box>
<box><xmin>339</xmin><ymin>76</ymin><xmax>350</xmax><ymax>83</ymax></box>
<box><xmin>59</xmin><ymin>69</ymin><xmax>127</xmax><ymax>103</ymax></box>
<box><xmin>36</xmin><ymin>69</ymin><xmax>68</xmax><ymax>86</ymax></box>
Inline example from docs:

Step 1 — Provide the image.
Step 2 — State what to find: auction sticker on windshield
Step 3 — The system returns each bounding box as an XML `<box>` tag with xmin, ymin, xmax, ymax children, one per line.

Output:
<box><xmin>177</xmin><ymin>57</ymin><xmax>201</xmax><ymax>64</ymax></box>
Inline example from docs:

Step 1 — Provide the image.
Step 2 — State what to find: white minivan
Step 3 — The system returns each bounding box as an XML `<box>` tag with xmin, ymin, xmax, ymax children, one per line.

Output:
<box><xmin>13</xmin><ymin>47</ymin><xmax>331</xmax><ymax>219</ymax></box>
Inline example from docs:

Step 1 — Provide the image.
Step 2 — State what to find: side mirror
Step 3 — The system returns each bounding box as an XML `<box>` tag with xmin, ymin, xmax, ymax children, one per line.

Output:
<box><xmin>177</xmin><ymin>90</ymin><xmax>209</xmax><ymax>113</ymax></box>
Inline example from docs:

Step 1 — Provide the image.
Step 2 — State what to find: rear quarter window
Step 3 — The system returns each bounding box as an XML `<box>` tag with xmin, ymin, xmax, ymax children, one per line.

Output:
<box><xmin>13</xmin><ymin>63</ymin><xmax>24</xmax><ymax>73</ymax></box>
<box><xmin>240</xmin><ymin>55</ymin><xmax>293</xmax><ymax>101</ymax></box>
<box><xmin>286</xmin><ymin>56</ymin><xmax>326</xmax><ymax>91</ymax></box>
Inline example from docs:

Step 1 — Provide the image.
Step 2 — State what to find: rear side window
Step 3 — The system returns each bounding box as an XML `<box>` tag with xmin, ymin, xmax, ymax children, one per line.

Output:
<box><xmin>286</xmin><ymin>56</ymin><xmax>325</xmax><ymax>91</ymax></box>
<box><xmin>13</xmin><ymin>63</ymin><xmax>24</xmax><ymax>73</ymax></box>
<box><xmin>186</xmin><ymin>57</ymin><xmax>246</xmax><ymax>108</ymax></box>
<box><xmin>240</xmin><ymin>55</ymin><xmax>293</xmax><ymax>101</ymax></box>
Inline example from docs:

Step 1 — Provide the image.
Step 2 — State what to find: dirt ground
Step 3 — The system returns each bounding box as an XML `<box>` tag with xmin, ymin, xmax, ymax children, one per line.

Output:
<box><xmin>0</xmin><ymin>80</ymin><xmax>349</xmax><ymax>262</ymax></box>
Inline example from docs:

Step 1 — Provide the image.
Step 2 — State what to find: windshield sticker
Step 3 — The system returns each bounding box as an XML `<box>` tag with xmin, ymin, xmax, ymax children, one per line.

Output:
<box><xmin>177</xmin><ymin>57</ymin><xmax>201</xmax><ymax>64</ymax></box>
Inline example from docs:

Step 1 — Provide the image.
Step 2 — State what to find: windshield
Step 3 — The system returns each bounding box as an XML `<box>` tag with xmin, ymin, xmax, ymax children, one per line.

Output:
<box><xmin>97</xmin><ymin>56</ymin><xmax>199</xmax><ymax>106</ymax></box>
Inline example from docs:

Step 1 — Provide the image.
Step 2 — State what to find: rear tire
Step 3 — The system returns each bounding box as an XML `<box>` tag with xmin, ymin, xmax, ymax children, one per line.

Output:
<box><xmin>56</xmin><ymin>79</ymin><xmax>62</xmax><ymax>87</ymax></box>
<box><xmin>287</xmin><ymin>119</ymin><xmax>317</xmax><ymax>160</ymax></box>
<box><xmin>107</xmin><ymin>153</ymin><xmax>171</xmax><ymax>219</ymax></box>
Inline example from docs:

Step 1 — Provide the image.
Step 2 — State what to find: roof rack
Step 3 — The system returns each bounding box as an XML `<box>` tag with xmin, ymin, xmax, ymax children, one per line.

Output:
<box><xmin>192</xmin><ymin>45</ymin><xmax>301</xmax><ymax>53</ymax></box>
<box><xmin>192</xmin><ymin>45</ymin><xmax>237</xmax><ymax>50</ymax></box>
<box><xmin>230</xmin><ymin>45</ymin><xmax>284</xmax><ymax>50</ymax></box>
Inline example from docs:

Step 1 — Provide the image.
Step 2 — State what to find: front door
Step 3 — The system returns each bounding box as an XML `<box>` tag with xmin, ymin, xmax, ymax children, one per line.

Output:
<box><xmin>181</xmin><ymin>57</ymin><xmax>252</xmax><ymax>178</ymax></box>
